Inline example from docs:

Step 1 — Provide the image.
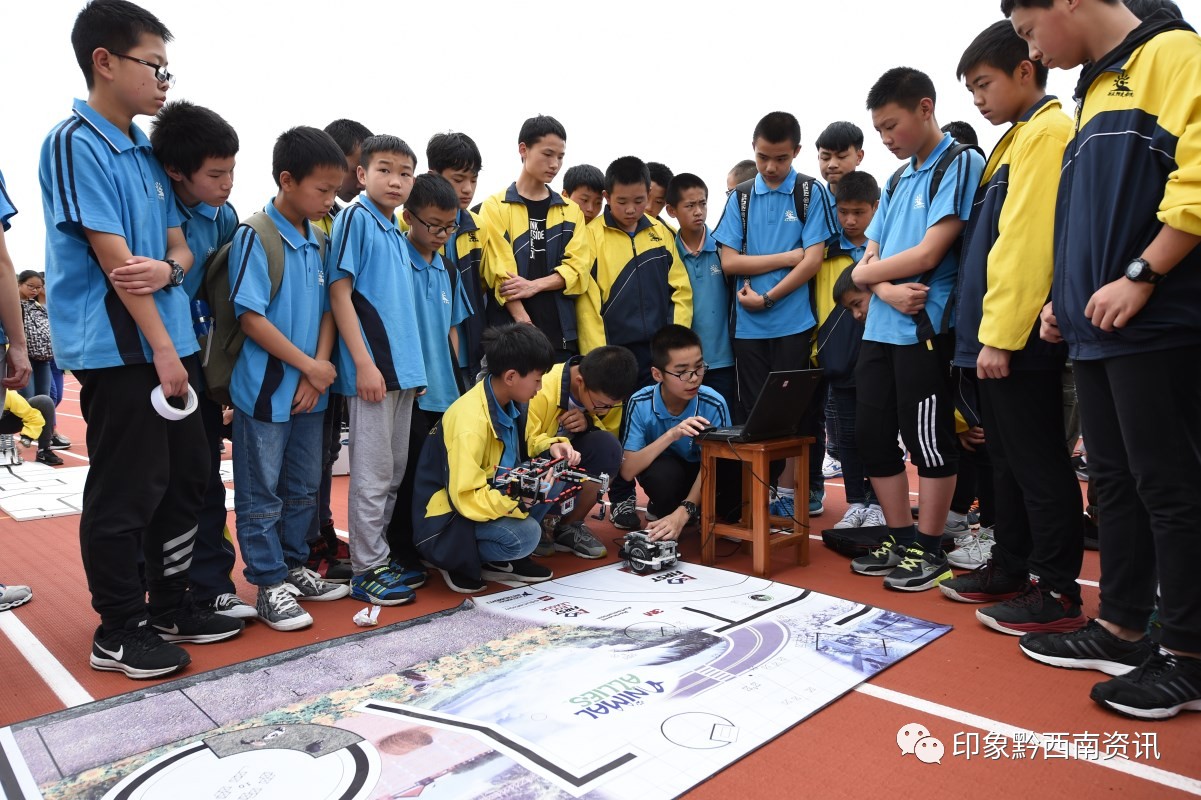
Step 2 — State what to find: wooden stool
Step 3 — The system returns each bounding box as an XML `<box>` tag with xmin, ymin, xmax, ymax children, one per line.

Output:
<box><xmin>698</xmin><ymin>435</ymin><xmax>813</xmax><ymax>577</ymax></box>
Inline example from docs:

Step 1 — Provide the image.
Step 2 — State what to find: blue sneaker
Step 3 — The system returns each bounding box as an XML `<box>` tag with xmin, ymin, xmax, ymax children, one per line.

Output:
<box><xmin>387</xmin><ymin>559</ymin><xmax>428</xmax><ymax>589</ymax></box>
<box><xmin>809</xmin><ymin>489</ymin><xmax>825</xmax><ymax>516</ymax></box>
<box><xmin>351</xmin><ymin>565</ymin><xmax>416</xmax><ymax>606</ymax></box>
<box><xmin>769</xmin><ymin>492</ymin><xmax>795</xmax><ymax>518</ymax></box>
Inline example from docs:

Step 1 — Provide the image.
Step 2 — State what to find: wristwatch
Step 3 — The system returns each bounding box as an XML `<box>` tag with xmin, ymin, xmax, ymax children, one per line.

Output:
<box><xmin>165</xmin><ymin>258</ymin><xmax>185</xmax><ymax>288</ymax></box>
<box><xmin>762</xmin><ymin>291</ymin><xmax>775</xmax><ymax>309</ymax></box>
<box><xmin>679</xmin><ymin>500</ymin><xmax>700</xmax><ymax>522</ymax></box>
<box><xmin>1124</xmin><ymin>257</ymin><xmax>1163</xmax><ymax>285</ymax></box>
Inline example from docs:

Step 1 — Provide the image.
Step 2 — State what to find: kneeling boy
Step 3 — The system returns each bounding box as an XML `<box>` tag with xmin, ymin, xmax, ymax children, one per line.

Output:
<box><xmin>412</xmin><ymin>324</ymin><xmax>564</xmax><ymax>593</ymax></box>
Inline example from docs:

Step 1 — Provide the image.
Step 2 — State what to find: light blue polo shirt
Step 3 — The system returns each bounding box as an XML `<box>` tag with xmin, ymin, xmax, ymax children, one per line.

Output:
<box><xmin>329</xmin><ymin>193</ymin><xmax>427</xmax><ymax>397</ymax></box>
<box><xmin>621</xmin><ymin>383</ymin><xmax>730</xmax><ymax>463</ymax></box>
<box><xmin>842</xmin><ymin>231</ymin><xmax>868</xmax><ymax>266</ymax></box>
<box><xmin>675</xmin><ymin>227</ymin><xmax>733</xmax><ymax>369</ymax></box>
<box><xmin>178</xmin><ymin>198</ymin><xmax>239</xmax><ymax>301</ymax></box>
<box><xmin>485</xmin><ymin>377</ymin><xmax>521</xmax><ymax>470</ymax></box>
<box><xmin>404</xmin><ymin>236</ymin><xmax>471</xmax><ymax>413</ymax></box>
<box><xmin>712</xmin><ymin>169</ymin><xmax>833</xmax><ymax>340</ymax></box>
<box><xmin>0</xmin><ymin>169</ymin><xmax>15</xmax><ymax>346</ymax></box>
<box><xmin>229</xmin><ymin>200</ymin><xmax>329</xmax><ymax>422</ymax></box>
<box><xmin>863</xmin><ymin>133</ymin><xmax>985</xmax><ymax>345</ymax></box>
<box><xmin>38</xmin><ymin>99</ymin><xmax>195</xmax><ymax>370</ymax></box>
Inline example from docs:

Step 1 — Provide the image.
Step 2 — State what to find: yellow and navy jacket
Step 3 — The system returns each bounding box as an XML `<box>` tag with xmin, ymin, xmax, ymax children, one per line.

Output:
<box><xmin>1052</xmin><ymin>14</ymin><xmax>1201</xmax><ymax>360</ymax></box>
<box><xmin>411</xmin><ymin>380</ymin><xmax>529</xmax><ymax>581</ymax></box>
<box><xmin>525</xmin><ymin>357</ymin><xmax>623</xmax><ymax>457</ymax></box>
<box><xmin>954</xmin><ymin>95</ymin><xmax>1072</xmax><ymax>371</ymax></box>
<box><xmin>479</xmin><ymin>184</ymin><xmax>592</xmax><ymax>346</ymax></box>
<box><xmin>444</xmin><ymin>208</ymin><xmax>489</xmax><ymax>375</ymax></box>
<box><xmin>580</xmin><ymin>210</ymin><xmax>692</xmax><ymax>352</ymax></box>
<box><xmin>812</xmin><ymin>237</ymin><xmax>864</xmax><ymax>387</ymax></box>
<box><xmin>1</xmin><ymin>391</ymin><xmax>45</xmax><ymax>440</ymax></box>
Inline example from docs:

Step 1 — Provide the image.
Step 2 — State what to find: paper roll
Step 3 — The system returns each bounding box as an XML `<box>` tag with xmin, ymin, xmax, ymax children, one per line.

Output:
<box><xmin>150</xmin><ymin>384</ymin><xmax>198</xmax><ymax>421</ymax></box>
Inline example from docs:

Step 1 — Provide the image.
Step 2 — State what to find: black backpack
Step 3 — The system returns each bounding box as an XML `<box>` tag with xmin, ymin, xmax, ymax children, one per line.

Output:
<box><xmin>884</xmin><ymin>141</ymin><xmax>984</xmax><ymax>342</ymax></box>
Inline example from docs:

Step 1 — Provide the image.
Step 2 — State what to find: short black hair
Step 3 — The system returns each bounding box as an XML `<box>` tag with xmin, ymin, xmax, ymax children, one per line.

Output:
<box><xmin>752</xmin><ymin>111</ymin><xmax>802</xmax><ymax>148</ymax></box>
<box><xmin>866</xmin><ymin>67</ymin><xmax>937</xmax><ymax>112</ymax></box>
<box><xmin>728</xmin><ymin>160</ymin><xmax>757</xmax><ymax>184</ymax></box>
<box><xmin>1000</xmin><ymin>0</ymin><xmax>1051</xmax><ymax>14</ymax></box>
<box><xmin>941</xmin><ymin>121</ymin><xmax>980</xmax><ymax>146</ymax></box>
<box><xmin>360</xmin><ymin>134</ymin><xmax>417</xmax><ymax>170</ymax></box>
<box><xmin>405</xmin><ymin>173</ymin><xmax>458</xmax><ymax>215</ymax></box>
<box><xmin>578</xmin><ymin>346</ymin><xmax>639</xmax><ymax>400</ymax></box>
<box><xmin>483</xmin><ymin>324</ymin><xmax>556</xmax><ymax>377</ymax></box>
<box><xmin>151</xmin><ymin>100</ymin><xmax>239</xmax><ymax>178</ymax></box>
<box><xmin>72</xmin><ymin>0</ymin><xmax>172</xmax><ymax>90</ymax></box>
<box><xmin>832</xmin><ymin>264</ymin><xmax>863</xmax><ymax>305</ymax></box>
<box><xmin>518</xmin><ymin>115</ymin><xmax>567</xmax><ymax>147</ymax></box>
<box><xmin>272</xmin><ymin>126</ymin><xmax>347</xmax><ymax>187</ymax></box>
<box><xmin>605</xmin><ymin>156</ymin><xmax>650</xmax><ymax>193</ymax></box>
<box><xmin>1125</xmin><ymin>0</ymin><xmax>1182</xmax><ymax>19</ymax></box>
<box><xmin>647</xmin><ymin>162</ymin><xmax>674</xmax><ymax>190</ymax></box>
<box><xmin>958</xmin><ymin>20</ymin><xmax>1049</xmax><ymax>88</ymax></box>
<box><xmin>815</xmin><ymin>121</ymin><xmax>865</xmax><ymax>152</ymax></box>
<box><xmin>651</xmin><ymin>324</ymin><xmax>702</xmax><ymax>371</ymax></box>
<box><xmin>563</xmin><ymin>164</ymin><xmax>604</xmax><ymax>195</ymax></box>
<box><xmin>17</xmin><ymin>270</ymin><xmax>42</xmax><ymax>284</ymax></box>
<box><xmin>666</xmin><ymin>173</ymin><xmax>708</xmax><ymax>207</ymax></box>
<box><xmin>427</xmin><ymin>131</ymin><xmax>482</xmax><ymax>175</ymax></box>
<box><xmin>834</xmin><ymin>171</ymin><xmax>880</xmax><ymax>206</ymax></box>
<box><xmin>323</xmin><ymin>119</ymin><xmax>373</xmax><ymax>157</ymax></box>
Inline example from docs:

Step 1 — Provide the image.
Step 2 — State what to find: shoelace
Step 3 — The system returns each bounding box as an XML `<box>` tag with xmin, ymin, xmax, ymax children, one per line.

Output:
<box><xmin>1005</xmin><ymin>582</ymin><xmax>1044</xmax><ymax>608</ymax></box>
<box><xmin>266</xmin><ymin>584</ymin><xmax>302</xmax><ymax>613</ymax></box>
<box><xmin>215</xmin><ymin>593</ymin><xmax>243</xmax><ymax>608</ymax></box>
<box><xmin>868</xmin><ymin>537</ymin><xmax>897</xmax><ymax>558</ymax></box>
<box><xmin>896</xmin><ymin>548</ymin><xmax>926</xmax><ymax>571</ymax></box>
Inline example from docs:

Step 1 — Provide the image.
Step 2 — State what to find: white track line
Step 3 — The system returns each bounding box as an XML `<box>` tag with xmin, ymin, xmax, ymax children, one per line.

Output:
<box><xmin>55</xmin><ymin>450</ymin><xmax>89</xmax><ymax>462</ymax></box>
<box><xmin>856</xmin><ymin>683</ymin><xmax>1200</xmax><ymax>795</ymax></box>
<box><xmin>0</xmin><ymin>612</ymin><xmax>93</xmax><ymax>707</ymax></box>
<box><xmin>54</xmin><ymin>412</ymin><xmax>83</xmax><ymax>420</ymax></box>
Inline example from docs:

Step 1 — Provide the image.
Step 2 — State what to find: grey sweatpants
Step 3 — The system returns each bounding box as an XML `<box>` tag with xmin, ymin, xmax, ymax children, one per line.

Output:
<box><xmin>347</xmin><ymin>388</ymin><xmax>416</xmax><ymax>574</ymax></box>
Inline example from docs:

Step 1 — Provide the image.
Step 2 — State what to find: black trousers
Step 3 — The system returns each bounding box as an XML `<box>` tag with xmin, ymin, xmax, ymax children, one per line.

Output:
<box><xmin>77</xmin><ymin>359</ymin><xmax>208</xmax><ymax>631</ymax></box>
<box><xmin>979</xmin><ymin>369</ymin><xmax>1083</xmax><ymax>596</ymax></box>
<box><xmin>640</xmin><ymin>451</ymin><xmax>742</xmax><ymax>522</ymax></box>
<box><xmin>1074</xmin><ymin>346</ymin><xmax>1201</xmax><ymax>652</ymax></box>
<box><xmin>189</xmin><ymin>392</ymin><xmax>237</xmax><ymax>602</ymax></box>
<box><xmin>387</xmin><ymin>404</ymin><xmax>441</xmax><ymax>564</ymax></box>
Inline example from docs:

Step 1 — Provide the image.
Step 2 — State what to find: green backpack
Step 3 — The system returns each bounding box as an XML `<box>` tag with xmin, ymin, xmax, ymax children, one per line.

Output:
<box><xmin>199</xmin><ymin>211</ymin><xmax>327</xmax><ymax>406</ymax></box>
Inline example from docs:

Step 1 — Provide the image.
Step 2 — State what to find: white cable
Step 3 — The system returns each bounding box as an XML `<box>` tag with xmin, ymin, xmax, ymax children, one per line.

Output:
<box><xmin>150</xmin><ymin>384</ymin><xmax>198</xmax><ymax>420</ymax></box>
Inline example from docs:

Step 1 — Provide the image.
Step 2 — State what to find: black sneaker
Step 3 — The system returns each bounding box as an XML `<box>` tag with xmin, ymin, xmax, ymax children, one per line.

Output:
<box><xmin>1090</xmin><ymin>649</ymin><xmax>1201</xmax><ymax>719</ymax></box>
<box><xmin>48</xmin><ymin>432</ymin><xmax>71</xmax><ymax>450</ymax></box>
<box><xmin>437</xmin><ymin>567</ymin><xmax>487</xmax><ymax>594</ymax></box>
<box><xmin>939</xmin><ymin>561</ymin><xmax>1027</xmax><ymax>604</ymax></box>
<box><xmin>610</xmin><ymin>497</ymin><xmax>642</xmax><ymax>531</ymax></box>
<box><xmin>850</xmin><ymin>536</ymin><xmax>908</xmax><ymax>576</ymax></box>
<box><xmin>36</xmin><ymin>449</ymin><xmax>64</xmax><ymax>466</ymax></box>
<box><xmin>976</xmin><ymin>582</ymin><xmax>1087</xmax><ymax>636</ymax></box>
<box><xmin>150</xmin><ymin>599</ymin><xmax>244</xmax><ymax>644</ymax></box>
<box><xmin>481</xmin><ymin>557</ymin><xmax>553</xmax><ymax>583</ymax></box>
<box><xmin>90</xmin><ymin>623</ymin><xmax>191</xmax><ymax>679</ymax></box>
<box><xmin>882</xmin><ymin>546</ymin><xmax>954</xmax><ymax>592</ymax></box>
<box><xmin>387</xmin><ymin>560</ymin><xmax>428</xmax><ymax>589</ymax></box>
<box><xmin>1020</xmin><ymin>619</ymin><xmax>1157</xmax><ymax>676</ymax></box>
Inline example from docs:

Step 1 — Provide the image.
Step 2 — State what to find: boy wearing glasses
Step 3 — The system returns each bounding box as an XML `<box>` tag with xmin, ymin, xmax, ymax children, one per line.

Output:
<box><xmin>526</xmin><ymin>345</ymin><xmax>639</xmax><ymax>558</ymax></box>
<box><xmin>39</xmin><ymin>0</ymin><xmax>243</xmax><ymax>679</ymax></box>
<box><xmin>618</xmin><ymin>325</ymin><xmax>739</xmax><ymax>541</ymax></box>
<box><xmin>385</xmin><ymin>173</ymin><xmax>473</xmax><ymax>587</ymax></box>
<box><xmin>329</xmin><ymin>135</ymin><xmax>427</xmax><ymax>607</ymax></box>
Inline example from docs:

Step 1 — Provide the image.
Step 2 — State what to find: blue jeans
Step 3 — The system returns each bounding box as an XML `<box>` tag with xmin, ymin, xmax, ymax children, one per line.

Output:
<box><xmin>233</xmin><ymin>409</ymin><xmax>323</xmax><ymax>586</ymax></box>
<box><xmin>475</xmin><ymin>515</ymin><xmax>542</xmax><ymax>563</ymax></box>
<box><xmin>19</xmin><ymin>360</ymin><xmax>53</xmax><ymax>402</ymax></box>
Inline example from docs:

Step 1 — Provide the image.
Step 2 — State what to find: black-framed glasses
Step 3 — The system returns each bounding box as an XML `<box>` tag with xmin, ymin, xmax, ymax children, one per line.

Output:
<box><xmin>584</xmin><ymin>387</ymin><xmax>622</xmax><ymax>412</ymax></box>
<box><xmin>662</xmin><ymin>363</ymin><xmax>709</xmax><ymax>382</ymax></box>
<box><xmin>409</xmin><ymin>210</ymin><xmax>458</xmax><ymax>236</ymax></box>
<box><xmin>110</xmin><ymin>52</ymin><xmax>176</xmax><ymax>87</ymax></box>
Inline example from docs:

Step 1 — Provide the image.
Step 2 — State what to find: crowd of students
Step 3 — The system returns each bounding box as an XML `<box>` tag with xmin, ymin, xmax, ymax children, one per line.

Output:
<box><xmin>0</xmin><ymin>0</ymin><xmax>1196</xmax><ymax>722</ymax></box>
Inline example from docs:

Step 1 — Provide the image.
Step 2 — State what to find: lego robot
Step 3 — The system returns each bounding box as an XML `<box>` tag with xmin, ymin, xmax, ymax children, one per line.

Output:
<box><xmin>491</xmin><ymin>456</ymin><xmax>609</xmax><ymax>515</ymax></box>
<box><xmin>619</xmin><ymin>530</ymin><xmax>679</xmax><ymax>574</ymax></box>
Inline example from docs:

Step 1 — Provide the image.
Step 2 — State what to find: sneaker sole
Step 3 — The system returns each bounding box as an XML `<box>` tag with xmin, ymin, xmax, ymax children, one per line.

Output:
<box><xmin>611</xmin><ymin>519</ymin><xmax>641</xmax><ymax>531</ymax></box>
<box><xmin>553</xmin><ymin>543</ymin><xmax>607</xmax><ymax>559</ymax></box>
<box><xmin>976</xmin><ymin>610</ymin><xmax>1088</xmax><ymax>637</ymax></box>
<box><xmin>1093</xmin><ymin>696</ymin><xmax>1201</xmax><ymax>720</ymax></box>
<box><xmin>938</xmin><ymin>584</ymin><xmax>1023</xmax><ymax>604</ymax></box>
<box><xmin>259</xmin><ymin>613</ymin><xmax>314</xmax><ymax>632</ymax></box>
<box><xmin>884</xmin><ymin>568</ymin><xmax>955</xmax><ymax>592</ymax></box>
<box><xmin>436</xmin><ymin>569</ymin><xmax>486</xmax><ymax>594</ymax></box>
<box><xmin>350</xmin><ymin>588</ymin><xmax>415</xmax><ymax>606</ymax></box>
<box><xmin>153</xmin><ymin>626</ymin><xmax>243</xmax><ymax>644</ymax></box>
<box><xmin>0</xmin><ymin>594</ymin><xmax>32</xmax><ymax>611</ymax></box>
<box><xmin>851</xmin><ymin>562</ymin><xmax>900</xmax><ymax>576</ymax></box>
<box><xmin>481</xmin><ymin>568</ymin><xmax>553</xmax><ymax>583</ymax></box>
<box><xmin>1018</xmin><ymin>644</ymin><xmax>1139</xmax><ymax>676</ymax></box>
<box><xmin>213</xmin><ymin>605</ymin><xmax>259</xmax><ymax>620</ymax></box>
<box><xmin>90</xmin><ymin>653</ymin><xmax>189</xmax><ymax>679</ymax></box>
<box><xmin>289</xmin><ymin>584</ymin><xmax>352</xmax><ymax>602</ymax></box>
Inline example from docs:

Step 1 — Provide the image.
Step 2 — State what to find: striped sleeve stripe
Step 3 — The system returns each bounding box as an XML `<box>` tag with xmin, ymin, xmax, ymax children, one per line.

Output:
<box><xmin>53</xmin><ymin>119</ymin><xmax>84</xmax><ymax>225</ymax></box>
<box><xmin>229</xmin><ymin>227</ymin><xmax>258</xmax><ymax>300</ymax></box>
<box><xmin>333</xmin><ymin>204</ymin><xmax>364</xmax><ymax>270</ymax></box>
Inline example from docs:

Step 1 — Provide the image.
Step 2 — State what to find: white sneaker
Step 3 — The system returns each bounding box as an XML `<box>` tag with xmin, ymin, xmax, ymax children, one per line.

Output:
<box><xmin>208</xmin><ymin>593</ymin><xmax>258</xmax><ymax>619</ymax></box>
<box><xmin>822</xmin><ymin>454</ymin><xmax>842</xmax><ymax>479</ymax></box>
<box><xmin>861</xmin><ymin>504</ymin><xmax>887</xmax><ymax>527</ymax></box>
<box><xmin>833</xmin><ymin>503</ymin><xmax>868</xmax><ymax>529</ymax></box>
<box><xmin>947</xmin><ymin>527</ymin><xmax>996</xmax><ymax>570</ymax></box>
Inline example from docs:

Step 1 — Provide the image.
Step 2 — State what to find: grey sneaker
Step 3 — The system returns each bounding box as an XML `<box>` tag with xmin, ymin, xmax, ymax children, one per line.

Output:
<box><xmin>554</xmin><ymin>521</ymin><xmax>607</xmax><ymax>559</ymax></box>
<box><xmin>947</xmin><ymin>527</ymin><xmax>996</xmax><ymax>570</ymax></box>
<box><xmin>851</xmin><ymin>536</ymin><xmax>908</xmax><ymax>575</ymax></box>
<box><xmin>256</xmin><ymin>583</ymin><xmax>313</xmax><ymax>631</ymax></box>
<box><xmin>204</xmin><ymin>592</ymin><xmax>258</xmax><ymax>619</ymax></box>
<box><xmin>535</xmin><ymin>513</ymin><xmax>561</xmax><ymax>557</ymax></box>
<box><xmin>285</xmin><ymin>566</ymin><xmax>351</xmax><ymax>602</ymax></box>
<box><xmin>610</xmin><ymin>497</ymin><xmax>642</xmax><ymax>531</ymax></box>
<box><xmin>883</xmin><ymin>546</ymin><xmax>955</xmax><ymax>592</ymax></box>
<box><xmin>0</xmin><ymin>583</ymin><xmax>33</xmax><ymax>611</ymax></box>
<box><xmin>944</xmin><ymin>511</ymin><xmax>974</xmax><ymax>536</ymax></box>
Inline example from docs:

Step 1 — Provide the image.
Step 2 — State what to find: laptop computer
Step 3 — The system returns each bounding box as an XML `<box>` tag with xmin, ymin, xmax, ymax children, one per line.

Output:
<box><xmin>696</xmin><ymin>369</ymin><xmax>822</xmax><ymax>443</ymax></box>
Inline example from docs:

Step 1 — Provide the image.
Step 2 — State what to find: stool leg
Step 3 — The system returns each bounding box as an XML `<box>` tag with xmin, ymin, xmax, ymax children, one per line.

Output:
<box><xmin>796</xmin><ymin>443</ymin><xmax>810</xmax><ymax>566</ymax></box>
<box><xmin>752</xmin><ymin>451</ymin><xmax>771</xmax><ymax>576</ymax></box>
<box><xmin>701</xmin><ymin>449</ymin><xmax>716</xmax><ymax>566</ymax></box>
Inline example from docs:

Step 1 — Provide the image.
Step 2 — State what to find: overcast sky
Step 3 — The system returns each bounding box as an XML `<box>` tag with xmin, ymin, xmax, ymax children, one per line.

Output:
<box><xmin>2</xmin><ymin>0</ymin><xmax>1194</xmax><ymax>270</ymax></box>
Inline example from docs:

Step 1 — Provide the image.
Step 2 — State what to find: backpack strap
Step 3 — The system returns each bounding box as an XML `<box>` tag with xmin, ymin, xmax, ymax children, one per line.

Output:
<box><xmin>734</xmin><ymin>177</ymin><xmax>755</xmax><ymax>256</ymax></box>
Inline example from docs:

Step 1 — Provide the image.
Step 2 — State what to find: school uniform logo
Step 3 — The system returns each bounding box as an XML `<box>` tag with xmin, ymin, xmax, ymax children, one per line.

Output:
<box><xmin>155</xmin><ymin>181</ymin><xmax>165</xmax><ymax>201</ymax></box>
<box><xmin>913</xmin><ymin>196</ymin><xmax>926</xmax><ymax>210</ymax></box>
<box><xmin>441</xmin><ymin>290</ymin><xmax>450</xmax><ymax>305</ymax></box>
<box><xmin>783</xmin><ymin>210</ymin><xmax>799</xmax><ymax>223</ymax></box>
<box><xmin>709</xmin><ymin>264</ymin><xmax>723</xmax><ymax>276</ymax></box>
<box><xmin>1109</xmin><ymin>72</ymin><xmax>1134</xmax><ymax>98</ymax></box>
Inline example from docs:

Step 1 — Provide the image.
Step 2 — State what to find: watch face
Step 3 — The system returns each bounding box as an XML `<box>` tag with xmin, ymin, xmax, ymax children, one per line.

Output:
<box><xmin>1125</xmin><ymin>262</ymin><xmax>1142</xmax><ymax>280</ymax></box>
